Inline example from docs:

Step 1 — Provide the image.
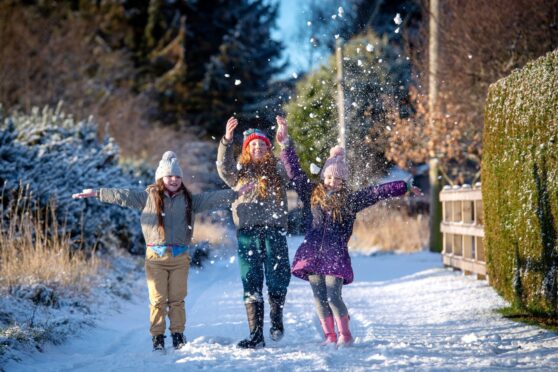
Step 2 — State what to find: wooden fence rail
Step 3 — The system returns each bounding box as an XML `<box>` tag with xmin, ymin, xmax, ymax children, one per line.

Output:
<box><xmin>440</xmin><ymin>183</ymin><xmax>487</xmax><ymax>280</ymax></box>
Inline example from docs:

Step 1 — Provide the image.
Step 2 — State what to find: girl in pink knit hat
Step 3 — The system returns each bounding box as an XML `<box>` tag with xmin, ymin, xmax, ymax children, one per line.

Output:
<box><xmin>276</xmin><ymin>116</ymin><xmax>420</xmax><ymax>347</ymax></box>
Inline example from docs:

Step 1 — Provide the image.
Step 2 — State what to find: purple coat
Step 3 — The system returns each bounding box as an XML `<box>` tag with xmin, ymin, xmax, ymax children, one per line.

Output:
<box><xmin>281</xmin><ymin>145</ymin><xmax>408</xmax><ymax>284</ymax></box>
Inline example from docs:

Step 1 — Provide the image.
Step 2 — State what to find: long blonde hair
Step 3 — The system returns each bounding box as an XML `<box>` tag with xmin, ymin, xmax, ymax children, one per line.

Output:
<box><xmin>237</xmin><ymin>147</ymin><xmax>283</xmax><ymax>202</ymax></box>
<box><xmin>311</xmin><ymin>182</ymin><xmax>350</xmax><ymax>223</ymax></box>
<box><xmin>148</xmin><ymin>179</ymin><xmax>193</xmax><ymax>241</ymax></box>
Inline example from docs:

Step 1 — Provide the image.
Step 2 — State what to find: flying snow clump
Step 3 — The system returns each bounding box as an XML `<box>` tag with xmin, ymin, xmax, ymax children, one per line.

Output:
<box><xmin>310</xmin><ymin>163</ymin><xmax>321</xmax><ymax>175</ymax></box>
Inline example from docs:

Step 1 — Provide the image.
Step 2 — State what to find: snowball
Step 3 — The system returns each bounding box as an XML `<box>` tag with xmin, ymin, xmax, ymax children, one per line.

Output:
<box><xmin>462</xmin><ymin>333</ymin><xmax>478</xmax><ymax>343</ymax></box>
<box><xmin>234</xmin><ymin>79</ymin><xmax>242</xmax><ymax>86</ymax></box>
<box><xmin>310</xmin><ymin>163</ymin><xmax>321</xmax><ymax>175</ymax></box>
<box><xmin>394</xmin><ymin>13</ymin><xmax>402</xmax><ymax>25</ymax></box>
<box><xmin>366</xmin><ymin>44</ymin><xmax>374</xmax><ymax>52</ymax></box>
<box><xmin>292</xmin><ymin>72</ymin><xmax>298</xmax><ymax>79</ymax></box>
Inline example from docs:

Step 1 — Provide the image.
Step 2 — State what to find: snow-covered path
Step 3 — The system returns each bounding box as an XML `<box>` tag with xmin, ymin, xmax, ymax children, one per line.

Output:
<box><xmin>7</xmin><ymin>237</ymin><xmax>558</xmax><ymax>371</ymax></box>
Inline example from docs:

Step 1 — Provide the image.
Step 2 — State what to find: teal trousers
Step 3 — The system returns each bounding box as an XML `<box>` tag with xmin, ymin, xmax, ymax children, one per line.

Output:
<box><xmin>237</xmin><ymin>226</ymin><xmax>291</xmax><ymax>303</ymax></box>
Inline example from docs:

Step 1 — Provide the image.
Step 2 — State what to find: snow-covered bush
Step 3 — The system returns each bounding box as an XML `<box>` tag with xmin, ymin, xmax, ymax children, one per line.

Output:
<box><xmin>483</xmin><ymin>49</ymin><xmax>558</xmax><ymax>316</ymax></box>
<box><xmin>0</xmin><ymin>104</ymin><xmax>148</xmax><ymax>254</ymax></box>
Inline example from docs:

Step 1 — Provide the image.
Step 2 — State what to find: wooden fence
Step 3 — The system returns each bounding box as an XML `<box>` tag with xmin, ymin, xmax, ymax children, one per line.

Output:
<box><xmin>440</xmin><ymin>183</ymin><xmax>486</xmax><ymax>280</ymax></box>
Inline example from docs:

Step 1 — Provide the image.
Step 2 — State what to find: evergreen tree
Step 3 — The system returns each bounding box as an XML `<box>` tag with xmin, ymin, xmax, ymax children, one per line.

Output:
<box><xmin>187</xmin><ymin>0</ymin><xmax>285</xmax><ymax>134</ymax></box>
<box><xmin>284</xmin><ymin>32</ymin><xmax>410</xmax><ymax>187</ymax></box>
<box><xmin>2</xmin><ymin>0</ymin><xmax>285</xmax><ymax>136</ymax></box>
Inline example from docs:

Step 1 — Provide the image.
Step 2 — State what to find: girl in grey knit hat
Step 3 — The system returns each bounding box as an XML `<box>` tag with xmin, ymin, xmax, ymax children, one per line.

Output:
<box><xmin>73</xmin><ymin>151</ymin><xmax>253</xmax><ymax>352</ymax></box>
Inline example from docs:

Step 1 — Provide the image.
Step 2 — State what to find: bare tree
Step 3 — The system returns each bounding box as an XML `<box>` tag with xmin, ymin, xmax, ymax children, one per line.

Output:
<box><xmin>386</xmin><ymin>0</ymin><xmax>558</xmax><ymax>184</ymax></box>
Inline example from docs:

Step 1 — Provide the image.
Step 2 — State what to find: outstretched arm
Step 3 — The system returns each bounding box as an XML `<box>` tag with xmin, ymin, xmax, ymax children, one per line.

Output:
<box><xmin>276</xmin><ymin>116</ymin><xmax>313</xmax><ymax>197</ymax></box>
<box><xmin>192</xmin><ymin>182</ymin><xmax>255</xmax><ymax>213</ymax></box>
<box><xmin>216</xmin><ymin>116</ymin><xmax>240</xmax><ymax>187</ymax></box>
<box><xmin>350</xmin><ymin>180</ymin><xmax>415</xmax><ymax>213</ymax></box>
<box><xmin>73</xmin><ymin>188</ymin><xmax>148</xmax><ymax>210</ymax></box>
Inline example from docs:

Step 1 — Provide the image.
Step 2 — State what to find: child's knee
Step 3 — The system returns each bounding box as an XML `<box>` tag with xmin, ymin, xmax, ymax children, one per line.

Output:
<box><xmin>243</xmin><ymin>292</ymin><xmax>264</xmax><ymax>303</ymax></box>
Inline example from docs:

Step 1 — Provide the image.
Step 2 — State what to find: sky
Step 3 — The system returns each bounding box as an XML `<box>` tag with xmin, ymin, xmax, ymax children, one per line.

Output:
<box><xmin>276</xmin><ymin>0</ymin><xmax>323</xmax><ymax>78</ymax></box>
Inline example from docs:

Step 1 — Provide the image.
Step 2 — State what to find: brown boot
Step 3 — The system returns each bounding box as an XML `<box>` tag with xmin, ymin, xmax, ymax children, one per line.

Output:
<box><xmin>237</xmin><ymin>301</ymin><xmax>265</xmax><ymax>349</ymax></box>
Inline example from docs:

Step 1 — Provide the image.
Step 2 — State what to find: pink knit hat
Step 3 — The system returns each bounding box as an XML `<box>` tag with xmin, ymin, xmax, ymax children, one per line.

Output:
<box><xmin>321</xmin><ymin>146</ymin><xmax>349</xmax><ymax>181</ymax></box>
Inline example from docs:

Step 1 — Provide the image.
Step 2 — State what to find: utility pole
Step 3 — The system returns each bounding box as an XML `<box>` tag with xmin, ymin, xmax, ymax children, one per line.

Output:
<box><xmin>428</xmin><ymin>0</ymin><xmax>443</xmax><ymax>253</ymax></box>
<box><xmin>335</xmin><ymin>38</ymin><xmax>346</xmax><ymax>149</ymax></box>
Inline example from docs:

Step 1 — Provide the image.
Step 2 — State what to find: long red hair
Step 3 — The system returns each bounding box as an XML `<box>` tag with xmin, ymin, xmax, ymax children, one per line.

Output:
<box><xmin>237</xmin><ymin>147</ymin><xmax>283</xmax><ymax>202</ymax></box>
<box><xmin>311</xmin><ymin>182</ymin><xmax>350</xmax><ymax>223</ymax></box>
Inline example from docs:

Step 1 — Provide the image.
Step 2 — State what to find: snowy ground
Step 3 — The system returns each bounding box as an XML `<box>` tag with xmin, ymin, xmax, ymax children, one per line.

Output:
<box><xmin>6</xmin><ymin>236</ymin><xmax>558</xmax><ymax>371</ymax></box>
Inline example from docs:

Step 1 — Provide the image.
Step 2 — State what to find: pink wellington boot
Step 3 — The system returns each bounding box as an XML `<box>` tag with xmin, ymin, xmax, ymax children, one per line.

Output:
<box><xmin>319</xmin><ymin>316</ymin><xmax>337</xmax><ymax>345</ymax></box>
<box><xmin>336</xmin><ymin>315</ymin><xmax>354</xmax><ymax>347</ymax></box>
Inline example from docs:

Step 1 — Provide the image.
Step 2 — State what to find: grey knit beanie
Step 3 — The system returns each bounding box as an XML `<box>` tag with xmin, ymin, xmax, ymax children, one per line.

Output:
<box><xmin>155</xmin><ymin>151</ymin><xmax>183</xmax><ymax>181</ymax></box>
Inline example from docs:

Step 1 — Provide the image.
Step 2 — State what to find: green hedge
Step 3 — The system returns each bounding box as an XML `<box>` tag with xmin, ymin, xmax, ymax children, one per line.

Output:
<box><xmin>483</xmin><ymin>49</ymin><xmax>558</xmax><ymax>316</ymax></box>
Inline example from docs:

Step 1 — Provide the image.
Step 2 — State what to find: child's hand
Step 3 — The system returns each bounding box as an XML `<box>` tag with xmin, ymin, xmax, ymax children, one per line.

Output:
<box><xmin>409</xmin><ymin>186</ymin><xmax>422</xmax><ymax>196</ymax></box>
<box><xmin>237</xmin><ymin>182</ymin><xmax>255</xmax><ymax>196</ymax></box>
<box><xmin>72</xmin><ymin>189</ymin><xmax>97</xmax><ymax>199</ymax></box>
<box><xmin>225</xmin><ymin>116</ymin><xmax>238</xmax><ymax>141</ymax></box>
<box><xmin>275</xmin><ymin>116</ymin><xmax>288</xmax><ymax>144</ymax></box>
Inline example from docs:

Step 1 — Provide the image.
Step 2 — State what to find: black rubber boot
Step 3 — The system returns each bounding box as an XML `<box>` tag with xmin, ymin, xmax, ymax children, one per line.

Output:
<box><xmin>152</xmin><ymin>334</ymin><xmax>165</xmax><ymax>351</ymax></box>
<box><xmin>171</xmin><ymin>332</ymin><xmax>186</xmax><ymax>349</ymax></box>
<box><xmin>237</xmin><ymin>301</ymin><xmax>265</xmax><ymax>349</ymax></box>
<box><xmin>269</xmin><ymin>294</ymin><xmax>285</xmax><ymax>341</ymax></box>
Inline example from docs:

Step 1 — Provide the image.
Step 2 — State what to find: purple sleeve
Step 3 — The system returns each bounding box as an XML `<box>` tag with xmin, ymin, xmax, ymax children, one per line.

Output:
<box><xmin>350</xmin><ymin>180</ymin><xmax>408</xmax><ymax>213</ymax></box>
<box><xmin>280</xmin><ymin>144</ymin><xmax>313</xmax><ymax>197</ymax></box>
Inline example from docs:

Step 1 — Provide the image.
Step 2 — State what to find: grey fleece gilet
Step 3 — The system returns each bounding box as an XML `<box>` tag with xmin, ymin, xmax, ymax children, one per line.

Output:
<box><xmin>99</xmin><ymin>187</ymin><xmax>236</xmax><ymax>246</ymax></box>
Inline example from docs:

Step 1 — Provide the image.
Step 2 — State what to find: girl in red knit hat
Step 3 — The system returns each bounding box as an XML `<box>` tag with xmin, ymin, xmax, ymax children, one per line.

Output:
<box><xmin>216</xmin><ymin>117</ymin><xmax>291</xmax><ymax>349</ymax></box>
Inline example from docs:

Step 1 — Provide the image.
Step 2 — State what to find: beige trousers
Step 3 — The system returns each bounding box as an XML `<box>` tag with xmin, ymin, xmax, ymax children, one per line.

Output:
<box><xmin>145</xmin><ymin>249</ymin><xmax>190</xmax><ymax>336</ymax></box>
